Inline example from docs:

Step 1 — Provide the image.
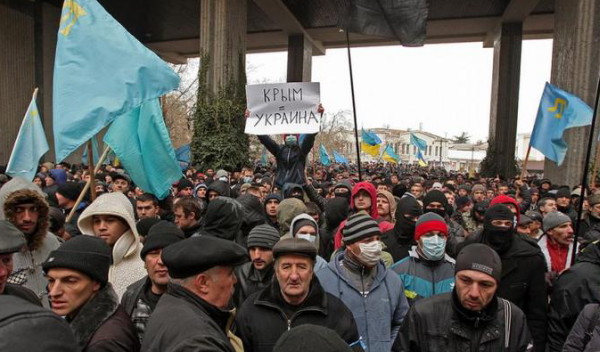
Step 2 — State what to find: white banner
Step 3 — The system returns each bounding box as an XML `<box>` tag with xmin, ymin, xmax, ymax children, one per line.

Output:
<box><xmin>245</xmin><ymin>82</ymin><xmax>321</xmax><ymax>135</ymax></box>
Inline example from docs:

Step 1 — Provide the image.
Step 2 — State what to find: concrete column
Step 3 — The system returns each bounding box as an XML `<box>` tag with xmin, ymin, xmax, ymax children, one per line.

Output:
<box><xmin>287</xmin><ymin>34</ymin><xmax>312</xmax><ymax>82</ymax></box>
<box><xmin>488</xmin><ymin>22</ymin><xmax>523</xmax><ymax>178</ymax></box>
<box><xmin>199</xmin><ymin>0</ymin><xmax>246</xmax><ymax>94</ymax></box>
<box><xmin>544</xmin><ymin>0</ymin><xmax>600</xmax><ymax>186</ymax></box>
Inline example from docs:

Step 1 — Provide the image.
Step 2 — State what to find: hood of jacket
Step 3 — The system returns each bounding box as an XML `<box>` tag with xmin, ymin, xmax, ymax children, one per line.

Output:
<box><xmin>49</xmin><ymin>169</ymin><xmax>67</xmax><ymax>186</ymax></box>
<box><xmin>202</xmin><ymin>197</ymin><xmax>244</xmax><ymax>241</ymax></box>
<box><xmin>0</xmin><ymin>177</ymin><xmax>47</xmax><ymax>221</ymax></box>
<box><xmin>277</xmin><ymin>198</ymin><xmax>308</xmax><ymax>236</ymax></box>
<box><xmin>207</xmin><ymin>180</ymin><xmax>230</xmax><ymax>198</ymax></box>
<box><xmin>288</xmin><ymin>213</ymin><xmax>320</xmax><ymax>251</ymax></box>
<box><xmin>377</xmin><ymin>190</ymin><xmax>397</xmax><ymax>221</ymax></box>
<box><xmin>351</xmin><ymin>181</ymin><xmax>378</xmax><ymax>218</ymax></box>
<box><xmin>78</xmin><ymin>192</ymin><xmax>140</xmax><ymax>264</ymax></box>
<box><xmin>236</xmin><ymin>194</ymin><xmax>266</xmax><ymax>229</ymax></box>
<box><xmin>193</xmin><ymin>183</ymin><xmax>208</xmax><ymax>199</ymax></box>
<box><xmin>282</xmin><ymin>183</ymin><xmax>304</xmax><ymax>199</ymax></box>
<box><xmin>324</xmin><ymin>197</ymin><xmax>349</xmax><ymax>230</ymax></box>
<box><xmin>2</xmin><ymin>186</ymin><xmax>50</xmax><ymax>251</ymax></box>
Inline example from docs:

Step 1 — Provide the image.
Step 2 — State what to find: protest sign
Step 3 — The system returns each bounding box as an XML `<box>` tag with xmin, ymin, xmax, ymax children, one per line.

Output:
<box><xmin>245</xmin><ymin>82</ymin><xmax>321</xmax><ymax>135</ymax></box>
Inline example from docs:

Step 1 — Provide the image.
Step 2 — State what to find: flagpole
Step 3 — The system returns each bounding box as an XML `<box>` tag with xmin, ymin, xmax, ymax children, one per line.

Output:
<box><xmin>521</xmin><ymin>145</ymin><xmax>532</xmax><ymax>180</ymax></box>
<box><xmin>66</xmin><ymin>146</ymin><xmax>110</xmax><ymax>223</ymax></box>
<box><xmin>345</xmin><ymin>29</ymin><xmax>362</xmax><ymax>180</ymax></box>
<box><xmin>87</xmin><ymin>140</ymin><xmax>97</xmax><ymax>201</ymax></box>
<box><xmin>572</xmin><ymin>75</ymin><xmax>600</xmax><ymax>265</ymax></box>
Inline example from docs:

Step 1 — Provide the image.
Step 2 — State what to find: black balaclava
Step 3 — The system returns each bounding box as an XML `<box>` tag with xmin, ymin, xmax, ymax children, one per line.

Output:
<box><xmin>423</xmin><ymin>190</ymin><xmax>448</xmax><ymax>218</ymax></box>
<box><xmin>394</xmin><ymin>196</ymin><xmax>423</xmax><ymax>238</ymax></box>
<box><xmin>556</xmin><ymin>187</ymin><xmax>572</xmax><ymax>213</ymax></box>
<box><xmin>482</xmin><ymin>204</ymin><xmax>515</xmax><ymax>254</ymax></box>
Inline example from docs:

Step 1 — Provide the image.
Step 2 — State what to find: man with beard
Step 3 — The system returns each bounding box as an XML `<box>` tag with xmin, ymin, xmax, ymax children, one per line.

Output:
<box><xmin>0</xmin><ymin>179</ymin><xmax>61</xmax><ymax>306</ymax></box>
<box><xmin>121</xmin><ymin>221</ymin><xmax>184</xmax><ymax>341</ymax></box>
<box><xmin>233</xmin><ymin>224</ymin><xmax>279</xmax><ymax>307</ymax></box>
<box><xmin>382</xmin><ymin>196</ymin><xmax>423</xmax><ymax>262</ymax></box>
<box><xmin>459</xmin><ymin>204</ymin><xmax>547</xmax><ymax>351</ymax></box>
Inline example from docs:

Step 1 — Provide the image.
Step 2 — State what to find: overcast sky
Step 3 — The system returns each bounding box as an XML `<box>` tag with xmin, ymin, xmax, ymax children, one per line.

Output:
<box><xmin>246</xmin><ymin>39</ymin><xmax>553</xmax><ymax>142</ymax></box>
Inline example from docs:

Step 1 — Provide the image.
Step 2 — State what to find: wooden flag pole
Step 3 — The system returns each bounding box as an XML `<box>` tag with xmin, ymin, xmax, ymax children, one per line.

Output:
<box><xmin>521</xmin><ymin>145</ymin><xmax>532</xmax><ymax>180</ymax></box>
<box><xmin>87</xmin><ymin>141</ymin><xmax>97</xmax><ymax>201</ymax></box>
<box><xmin>66</xmin><ymin>146</ymin><xmax>110</xmax><ymax>223</ymax></box>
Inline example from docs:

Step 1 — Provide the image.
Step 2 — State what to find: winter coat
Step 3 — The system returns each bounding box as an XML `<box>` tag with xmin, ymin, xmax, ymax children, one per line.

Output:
<box><xmin>537</xmin><ymin>233</ymin><xmax>578</xmax><ymax>273</ymax></box>
<box><xmin>382</xmin><ymin>196</ymin><xmax>423</xmax><ymax>262</ymax></box>
<box><xmin>201</xmin><ymin>197</ymin><xmax>244</xmax><ymax>242</ymax></box>
<box><xmin>460</xmin><ymin>233</ymin><xmax>548</xmax><ymax>352</ymax></box>
<box><xmin>121</xmin><ymin>277</ymin><xmax>148</xmax><ymax>316</ymax></box>
<box><xmin>320</xmin><ymin>197</ymin><xmax>350</xmax><ymax>259</ymax></box>
<box><xmin>396</xmin><ymin>292</ymin><xmax>532</xmax><ymax>352</ymax></box>
<box><xmin>78</xmin><ymin>192</ymin><xmax>145</xmax><ymax>299</ymax></box>
<box><xmin>563</xmin><ymin>303</ymin><xmax>600</xmax><ymax>352</ymax></box>
<box><xmin>233</xmin><ymin>262</ymin><xmax>274</xmax><ymax>308</ymax></box>
<box><xmin>207</xmin><ymin>180</ymin><xmax>231</xmax><ymax>198</ymax></box>
<box><xmin>69</xmin><ymin>284</ymin><xmax>140</xmax><ymax>352</ymax></box>
<box><xmin>258</xmin><ymin>134</ymin><xmax>316</xmax><ymax>188</ymax></box>
<box><xmin>391</xmin><ymin>247</ymin><xmax>455</xmax><ymax>305</ymax></box>
<box><xmin>579</xmin><ymin>214</ymin><xmax>600</xmax><ymax>243</ymax></box>
<box><xmin>317</xmin><ymin>252</ymin><xmax>410</xmax><ymax>352</ymax></box>
<box><xmin>142</xmin><ymin>283</ymin><xmax>236</xmax><ymax>352</ymax></box>
<box><xmin>2</xmin><ymin>186</ymin><xmax>60</xmax><ymax>307</ymax></box>
<box><xmin>3</xmin><ymin>283</ymin><xmax>42</xmax><ymax>306</ymax></box>
<box><xmin>234</xmin><ymin>276</ymin><xmax>363</xmax><ymax>352</ymax></box>
<box><xmin>547</xmin><ymin>241</ymin><xmax>600</xmax><ymax>351</ymax></box>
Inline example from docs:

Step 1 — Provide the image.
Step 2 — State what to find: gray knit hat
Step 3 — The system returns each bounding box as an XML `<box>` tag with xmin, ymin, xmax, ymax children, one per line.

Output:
<box><xmin>543</xmin><ymin>211</ymin><xmax>572</xmax><ymax>232</ymax></box>
<box><xmin>455</xmin><ymin>243</ymin><xmax>502</xmax><ymax>282</ymax></box>
<box><xmin>342</xmin><ymin>213</ymin><xmax>381</xmax><ymax>244</ymax></box>
<box><xmin>247</xmin><ymin>224</ymin><xmax>280</xmax><ymax>250</ymax></box>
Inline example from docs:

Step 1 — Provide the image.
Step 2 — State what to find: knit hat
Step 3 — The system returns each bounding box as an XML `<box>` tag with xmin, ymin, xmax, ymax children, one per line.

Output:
<box><xmin>455</xmin><ymin>196</ymin><xmax>472</xmax><ymax>209</ymax></box>
<box><xmin>0</xmin><ymin>220</ymin><xmax>26</xmax><ymax>254</ymax></box>
<box><xmin>292</xmin><ymin>218</ymin><xmax>317</xmax><ymax>236</ymax></box>
<box><xmin>455</xmin><ymin>243</ymin><xmax>502</xmax><ymax>282</ymax></box>
<box><xmin>543</xmin><ymin>211</ymin><xmax>572</xmax><ymax>232</ymax></box>
<box><xmin>525</xmin><ymin>210</ymin><xmax>543</xmax><ymax>223</ymax></box>
<box><xmin>177</xmin><ymin>178</ymin><xmax>194</xmax><ymax>191</ymax></box>
<box><xmin>484</xmin><ymin>204</ymin><xmax>515</xmax><ymax>226</ymax></box>
<box><xmin>42</xmin><ymin>236</ymin><xmax>112</xmax><ymax>286</ymax></box>
<box><xmin>264</xmin><ymin>194</ymin><xmax>282</xmax><ymax>205</ymax></box>
<box><xmin>136</xmin><ymin>217</ymin><xmax>162</xmax><ymax>238</ymax></box>
<box><xmin>518</xmin><ymin>215</ymin><xmax>533</xmax><ymax>226</ymax></box>
<box><xmin>273</xmin><ymin>324</ymin><xmax>353</xmax><ymax>352</ymax></box>
<box><xmin>247</xmin><ymin>224</ymin><xmax>280</xmax><ymax>250</ymax></box>
<box><xmin>423</xmin><ymin>190</ymin><xmax>448</xmax><ymax>208</ymax></box>
<box><xmin>56</xmin><ymin>182</ymin><xmax>82</xmax><ymax>201</ymax></box>
<box><xmin>589</xmin><ymin>194</ymin><xmax>600</xmax><ymax>206</ymax></box>
<box><xmin>472</xmin><ymin>184</ymin><xmax>486</xmax><ymax>193</ymax></box>
<box><xmin>342</xmin><ymin>213</ymin><xmax>381</xmax><ymax>244</ymax></box>
<box><xmin>141</xmin><ymin>221</ymin><xmax>184</xmax><ymax>259</ymax></box>
<box><xmin>414</xmin><ymin>213</ymin><xmax>448</xmax><ymax>241</ymax></box>
<box><xmin>556</xmin><ymin>187</ymin><xmax>571</xmax><ymax>199</ymax></box>
<box><xmin>216</xmin><ymin>169</ymin><xmax>228</xmax><ymax>179</ymax></box>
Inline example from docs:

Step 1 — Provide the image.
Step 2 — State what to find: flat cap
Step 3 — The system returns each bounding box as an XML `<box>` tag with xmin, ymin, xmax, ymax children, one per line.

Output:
<box><xmin>0</xmin><ymin>220</ymin><xmax>26</xmax><ymax>254</ymax></box>
<box><xmin>161</xmin><ymin>236</ymin><xmax>249</xmax><ymax>278</ymax></box>
<box><xmin>273</xmin><ymin>238</ymin><xmax>317</xmax><ymax>260</ymax></box>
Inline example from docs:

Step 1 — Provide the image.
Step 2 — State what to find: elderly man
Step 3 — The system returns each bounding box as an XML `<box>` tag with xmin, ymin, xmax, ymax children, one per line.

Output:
<box><xmin>43</xmin><ymin>236</ymin><xmax>139</xmax><ymax>351</ymax></box>
<box><xmin>235</xmin><ymin>238</ymin><xmax>364</xmax><ymax>352</ymax></box>
<box><xmin>538</xmin><ymin>211</ymin><xmax>578</xmax><ymax>287</ymax></box>
<box><xmin>397</xmin><ymin>243</ymin><xmax>532</xmax><ymax>351</ymax></box>
<box><xmin>141</xmin><ymin>235</ymin><xmax>249</xmax><ymax>351</ymax></box>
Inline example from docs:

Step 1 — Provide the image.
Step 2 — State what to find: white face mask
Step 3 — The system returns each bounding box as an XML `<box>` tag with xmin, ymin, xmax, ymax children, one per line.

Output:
<box><xmin>420</xmin><ymin>235</ymin><xmax>447</xmax><ymax>261</ymax></box>
<box><xmin>296</xmin><ymin>233</ymin><xmax>316</xmax><ymax>245</ymax></box>
<box><xmin>355</xmin><ymin>241</ymin><xmax>382</xmax><ymax>267</ymax></box>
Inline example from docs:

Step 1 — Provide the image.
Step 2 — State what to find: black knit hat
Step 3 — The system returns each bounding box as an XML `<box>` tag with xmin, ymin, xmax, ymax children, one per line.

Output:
<box><xmin>136</xmin><ymin>217</ymin><xmax>162</xmax><ymax>238</ymax></box>
<box><xmin>484</xmin><ymin>204</ymin><xmax>515</xmax><ymax>226</ymax></box>
<box><xmin>273</xmin><ymin>324</ymin><xmax>353</xmax><ymax>352</ymax></box>
<box><xmin>247</xmin><ymin>224</ymin><xmax>280</xmax><ymax>250</ymax></box>
<box><xmin>42</xmin><ymin>236</ymin><xmax>112</xmax><ymax>286</ymax></box>
<box><xmin>556</xmin><ymin>187</ymin><xmax>571</xmax><ymax>199</ymax></box>
<box><xmin>273</xmin><ymin>237</ymin><xmax>317</xmax><ymax>260</ymax></box>
<box><xmin>177</xmin><ymin>178</ymin><xmax>194</xmax><ymax>191</ymax></box>
<box><xmin>56</xmin><ymin>182</ymin><xmax>82</xmax><ymax>201</ymax></box>
<box><xmin>141</xmin><ymin>221</ymin><xmax>184</xmax><ymax>259</ymax></box>
<box><xmin>342</xmin><ymin>213</ymin><xmax>381</xmax><ymax>244</ymax></box>
<box><xmin>455</xmin><ymin>243</ymin><xmax>502</xmax><ymax>282</ymax></box>
<box><xmin>423</xmin><ymin>190</ymin><xmax>448</xmax><ymax>208</ymax></box>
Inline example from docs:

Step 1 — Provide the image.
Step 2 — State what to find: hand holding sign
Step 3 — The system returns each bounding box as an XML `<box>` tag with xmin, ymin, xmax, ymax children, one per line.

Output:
<box><xmin>245</xmin><ymin>82</ymin><xmax>321</xmax><ymax>135</ymax></box>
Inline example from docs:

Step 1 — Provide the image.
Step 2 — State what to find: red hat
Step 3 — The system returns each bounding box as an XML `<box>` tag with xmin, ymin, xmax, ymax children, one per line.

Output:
<box><xmin>415</xmin><ymin>213</ymin><xmax>448</xmax><ymax>241</ymax></box>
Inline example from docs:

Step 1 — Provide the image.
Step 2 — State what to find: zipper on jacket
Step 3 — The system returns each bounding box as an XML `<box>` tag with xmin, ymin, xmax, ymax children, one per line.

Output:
<box><xmin>361</xmin><ymin>266</ymin><xmax>370</xmax><ymax>349</ymax></box>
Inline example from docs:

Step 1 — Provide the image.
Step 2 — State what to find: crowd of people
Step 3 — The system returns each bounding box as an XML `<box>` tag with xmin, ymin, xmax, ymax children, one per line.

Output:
<box><xmin>1</xmin><ymin>133</ymin><xmax>600</xmax><ymax>352</ymax></box>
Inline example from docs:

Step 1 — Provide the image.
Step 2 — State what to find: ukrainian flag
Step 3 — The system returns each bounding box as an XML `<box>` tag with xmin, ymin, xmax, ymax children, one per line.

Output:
<box><xmin>361</xmin><ymin>129</ymin><xmax>382</xmax><ymax>156</ymax></box>
<box><xmin>416</xmin><ymin>149</ymin><xmax>427</xmax><ymax>167</ymax></box>
<box><xmin>382</xmin><ymin>144</ymin><xmax>400</xmax><ymax>163</ymax></box>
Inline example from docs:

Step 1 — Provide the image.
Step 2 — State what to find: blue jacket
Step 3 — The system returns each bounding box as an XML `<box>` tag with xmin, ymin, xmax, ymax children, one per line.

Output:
<box><xmin>317</xmin><ymin>252</ymin><xmax>409</xmax><ymax>352</ymax></box>
<box><xmin>391</xmin><ymin>247</ymin><xmax>455</xmax><ymax>306</ymax></box>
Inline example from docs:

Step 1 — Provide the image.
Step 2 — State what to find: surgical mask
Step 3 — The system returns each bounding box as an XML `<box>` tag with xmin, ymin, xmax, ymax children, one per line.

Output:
<box><xmin>243</xmin><ymin>177</ymin><xmax>253</xmax><ymax>183</ymax></box>
<box><xmin>356</xmin><ymin>241</ymin><xmax>383</xmax><ymax>267</ymax></box>
<box><xmin>420</xmin><ymin>235</ymin><xmax>446</xmax><ymax>261</ymax></box>
<box><xmin>296</xmin><ymin>233</ymin><xmax>316</xmax><ymax>245</ymax></box>
<box><xmin>285</xmin><ymin>135</ymin><xmax>298</xmax><ymax>146</ymax></box>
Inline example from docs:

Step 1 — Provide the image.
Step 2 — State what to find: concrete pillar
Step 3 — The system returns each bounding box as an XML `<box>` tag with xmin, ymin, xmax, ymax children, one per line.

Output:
<box><xmin>199</xmin><ymin>0</ymin><xmax>246</xmax><ymax>95</ymax></box>
<box><xmin>287</xmin><ymin>34</ymin><xmax>312</xmax><ymax>82</ymax></box>
<box><xmin>488</xmin><ymin>22</ymin><xmax>523</xmax><ymax>178</ymax></box>
<box><xmin>544</xmin><ymin>0</ymin><xmax>600</xmax><ymax>186</ymax></box>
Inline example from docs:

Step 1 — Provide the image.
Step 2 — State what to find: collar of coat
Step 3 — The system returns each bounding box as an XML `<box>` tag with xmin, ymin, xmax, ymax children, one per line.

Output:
<box><xmin>69</xmin><ymin>284</ymin><xmax>119</xmax><ymax>349</ymax></box>
<box><xmin>254</xmin><ymin>275</ymin><xmax>328</xmax><ymax>315</ymax></box>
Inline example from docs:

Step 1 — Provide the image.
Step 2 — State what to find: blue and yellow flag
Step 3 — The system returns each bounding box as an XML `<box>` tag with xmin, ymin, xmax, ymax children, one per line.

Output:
<box><xmin>361</xmin><ymin>129</ymin><xmax>382</xmax><ymax>156</ymax></box>
<box><xmin>320</xmin><ymin>144</ymin><xmax>331</xmax><ymax>166</ymax></box>
<box><xmin>103</xmin><ymin>99</ymin><xmax>182</xmax><ymax>199</ymax></box>
<box><xmin>410</xmin><ymin>133</ymin><xmax>427</xmax><ymax>151</ymax></box>
<box><xmin>382</xmin><ymin>144</ymin><xmax>400</xmax><ymax>164</ymax></box>
<box><xmin>416</xmin><ymin>149</ymin><xmax>427</xmax><ymax>167</ymax></box>
<box><xmin>53</xmin><ymin>0</ymin><xmax>180</xmax><ymax>162</ymax></box>
<box><xmin>530</xmin><ymin>82</ymin><xmax>593</xmax><ymax>165</ymax></box>
<box><xmin>6</xmin><ymin>91</ymin><xmax>49</xmax><ymax>181</ymax></box>
<box><xmin>333</xmin><ymin>150</ymin><xmax>349</xmax><ymax>164</ymax></box>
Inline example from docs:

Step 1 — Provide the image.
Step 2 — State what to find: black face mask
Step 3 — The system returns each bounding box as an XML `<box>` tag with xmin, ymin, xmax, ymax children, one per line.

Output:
<box><xmin>557</xmin><ymin>205</ymin><xmax>570</xmax><ymax>213</ymax></box>
<box><xmin>335</xmin><ymin>192</ymin><xmax>351</xmax><ymax>201</ymax></box>
<box><xmin>426</xmin><ymin>208</ymin><xmax>446</xmax><ymax>218</ymax></box>
<box><xmin>484</xmin><ymin>225</ymin><xmax>513</xmax><ymax>254</ymax></box>
<box><xmin>398</xmin><ymin>217</ymin><xmax>417</xmax><ymax>236</ymax></box>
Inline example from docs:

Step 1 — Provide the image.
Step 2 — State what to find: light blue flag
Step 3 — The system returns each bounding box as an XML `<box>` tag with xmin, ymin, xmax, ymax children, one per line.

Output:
<box><xmin>530</xmin><ymin>82</ymin><xmax>593</xmax><ymax>165</ymax></box>
<box><xmin>320</xmin><ymin>144</ymin><xmax>331</xmax><ymax>166</ymax></box>
<box><xmin>103</xmin><ymin>99</ymin><xmax>182</xmax><ymax>199</ymax></box>
<box><xmin>6</xmin><ymin>92</ymin><xmax>49</xmax><ymax>181</ymax></box>
<box><xmin>333</xmin><ymin>150</ymin><xmax>349</xmax><ymax>164</ymax></box>
<box><xmin>53</xmin><ymin>0</ymin><xmax>180</xmax><ymax>162</ymax></box>
<box><xmin>410</xmin><ymin>133</ymin><xmax>427</xmax><ymax>151</ymax></box>
<box><xmin>81</xmin><ymin>135</ymin><xmax>99</xmax><ymax>166</ymax></box>
<box><xmin>260</xmin><ymin>147</ymin><xmax>268</xmax><ymax>166</ymax></box>
<box><xmin>361</xmin><ymin>129</ymin><xmax>382</xmax><ymax>146</ymax></box>
<box><xmin>175</xmin><ymin>144</ymin><xmax>191</xmax><ymax>171</ymax></box>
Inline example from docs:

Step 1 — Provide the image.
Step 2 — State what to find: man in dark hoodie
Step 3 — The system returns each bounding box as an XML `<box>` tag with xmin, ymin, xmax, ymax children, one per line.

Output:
<box><xmin>382</xmin><ymin>196</ymin><xmax>423</xmax><ymax>263</ymax></box>
<box><xmin>320</xmin><ymin>197</ymin><xmax>349</xmax><ymax>260</ymax></box>
<box><xmin>201</xmin><ymin>197</ymin><xmax>244</xmax><ymax>243</ymax></box>
<box><xmin>207</xmin><ymin>180</ymin><xmax>231</xmax><ymax>201</ymax></box>
<box><xmin>459</xmin><ymin>204</ymin><xmax>547</xmax><ymax>352</ymax></box>
<box><xmin>237</xmin><ymin>193</ymin><xmax>267</xmax><ymax>248</ymax></box>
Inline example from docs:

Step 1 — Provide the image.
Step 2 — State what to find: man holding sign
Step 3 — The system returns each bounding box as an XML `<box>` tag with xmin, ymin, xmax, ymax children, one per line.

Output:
<box><xmin>245</xmin><ymin>82</ymin><xmax>323</xmax><ymax>189</ymax></box>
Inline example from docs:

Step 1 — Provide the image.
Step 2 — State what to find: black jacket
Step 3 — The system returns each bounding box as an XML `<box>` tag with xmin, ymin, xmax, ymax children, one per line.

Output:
<box><xmin>4</xmin><ymin>283</ymin><xmax>42</xmax><ymax>306</ymax></box>
<box><xmin>382</xmin><ymin>196</ymin><xmax>422</xmax><ymax>263</ymax></box>
<box><xmin>548</xmin><ymin>241</ymin><xmax>600</xmax><ymax>351</ymax></box>
<box><xmin>237</xmin><ymin>194</ymin><xmax>267</xmax><ymax>248</ymax></box>
<box><xmin>233</xmin><ymin>262</ymin><xmax>274</xmax><ymax>308</ymax></box>
<box><xmin>396</xmin><ymin>291</ymin><xmax>532</xmax><ymax>352</ymax></box>
<box><xmin>563</xmin><ymin>303</ymin><xmax>600</xmax><ymax>352</ymax></box>
<box><xmin>141</xmin><ymin>283</ymin><xmax>236</xmax><ymax>352</ymax></box>
<box><xmin>121</xmin><ymin>277</ymin><xmax>148</xmax><ymax>316</ymax></box>
<box><xmin>258</xmin><ymin>134</ymin><xmax>316</xmax><ymax>189</ymax></box>
<box><xmin>459</xmin><ymin>233</ymin><xmax>548</xmax><ymax>352</ymax></box>
<box><xmin>234</xmin><ymin>277</ymin><xmax>363</xmax><ymax>352</ymax></box>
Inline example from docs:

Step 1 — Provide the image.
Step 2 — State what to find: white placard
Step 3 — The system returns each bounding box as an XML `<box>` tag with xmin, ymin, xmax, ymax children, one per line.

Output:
<box><xmin>245</xmin><ymin>82</ymin><xmax>321</xmax><ymax>135</ymax></box>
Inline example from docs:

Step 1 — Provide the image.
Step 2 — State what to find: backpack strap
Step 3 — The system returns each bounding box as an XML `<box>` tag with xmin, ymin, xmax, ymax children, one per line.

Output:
<box><xmin>501</xmin><ymin>298</ymin><xmax>512</xmax><ymax>351</ymax></box>
<box><xmin>583</xmin><ymin>304</ymin><xmax>600</xmax><ymax>347</ymax></box>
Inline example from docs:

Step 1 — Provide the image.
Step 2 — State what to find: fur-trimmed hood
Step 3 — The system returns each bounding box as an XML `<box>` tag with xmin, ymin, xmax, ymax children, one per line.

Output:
<box><xmin>2</xmin><ymin>186</ymin><xmax>50</xmax><ymax>251</ymax></box>
<box><xmin>69</xmin><ymin>284</ymin><xmax>119</xmax><ymax>349</ymax></box>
